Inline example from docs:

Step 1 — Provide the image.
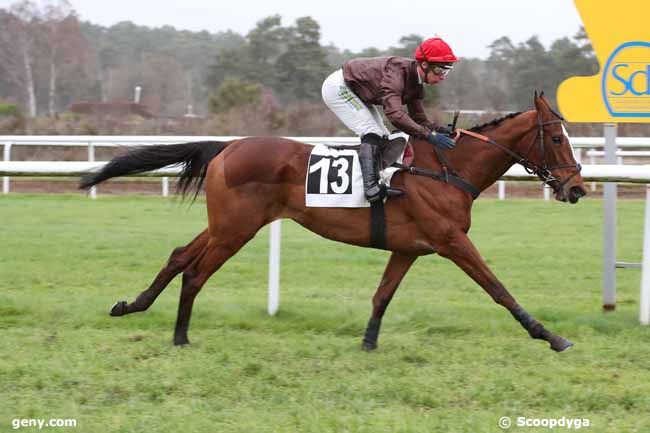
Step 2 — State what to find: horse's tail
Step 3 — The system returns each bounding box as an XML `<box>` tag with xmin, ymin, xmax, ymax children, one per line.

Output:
<box><xmin>79</xmin><ymin>141</ymin><xmax>228</xmax><ymax>199</ymax></box>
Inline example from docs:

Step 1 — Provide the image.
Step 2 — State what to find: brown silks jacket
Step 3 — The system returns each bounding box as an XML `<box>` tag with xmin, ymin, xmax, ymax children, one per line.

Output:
<box><xmin>342</xmin><ymin>56</ymin><xmax>433</xmax><ymax>138</ymax></box>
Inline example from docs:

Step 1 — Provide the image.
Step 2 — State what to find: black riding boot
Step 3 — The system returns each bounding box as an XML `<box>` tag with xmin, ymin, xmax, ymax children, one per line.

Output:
<box><xmin>360</xmin><ymin>134</ymin><xmax>404</xmax><ymax>202</ymax></box>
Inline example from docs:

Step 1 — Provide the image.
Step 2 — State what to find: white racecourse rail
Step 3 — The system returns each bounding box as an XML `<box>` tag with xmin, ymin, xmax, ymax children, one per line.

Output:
<box><xmin>1</xmin><ymin>136</ymin><xmax>649</xmax><ymax>324</ymax></box>
<box><xmin>3</xmin><ymin>135</ymin><xmax>650</xmax><ymax>198</ymax></box>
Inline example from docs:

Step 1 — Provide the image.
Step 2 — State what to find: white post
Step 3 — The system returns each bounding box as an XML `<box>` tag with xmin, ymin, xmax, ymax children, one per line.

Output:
<box><xmin>162</xmin><ymin>177</ymin><xmax>169</xmax><ymax>197</ymax></box>
<box><xmin>134</xmin><ymin>86</ymin><xmax>142</xmax><ymax>104</ymax></box>
<box><xmin>589</xmin><ymin>151</ymin><xmax>597</xmax><ymax>192</ymax></box>
<box><xmin>603</xmin><ymin>124</ymin><xmax>617</xmax><ymax>310</ymax></box>
<box><xmin>268</xmin><ymin>220</ymin><xmax>281</xmax><ymax>316</ymax></box>
<box><xmin>2</xmin><ymin>142</ymin><xmax>11</xmax><ymax>194</ymax></box>
<box><xmin>88</xmin><ymin>142</ymin><xmax>96</xmax><ymax>199</ymax></box>
<box><xmin>497</xmin><ymin>180</ymin><xmax>505</xmax><ymax>200</ymax></box>
<box><xmin>543</xmin><ymin>184</ymin><xmax>551</xmax><ymax>201</ymax></box>
<box><xmin>574</xmin><ymin>149</ymin><xmax>583</xmax><ymax>202</ymax></box>
<box><xmin>640</xmin><ymin>185</ymin><xmax>650</xmax><ymax>325</ymax></box>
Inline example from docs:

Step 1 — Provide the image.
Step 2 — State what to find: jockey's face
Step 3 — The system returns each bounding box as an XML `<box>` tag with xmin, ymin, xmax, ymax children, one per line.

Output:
<box><xmin>426</xmin><ymin>69</ymin><xmax>446</xmax><ymax>84</ymax></box>
<box><xmin>418</xmin><ymin>62</ymin><xmax>447</xmax><ymax>85</ymax></box>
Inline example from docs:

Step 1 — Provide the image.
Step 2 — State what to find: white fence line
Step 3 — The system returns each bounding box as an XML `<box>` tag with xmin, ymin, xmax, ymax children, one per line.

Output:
<box><xmin>0</xmin><ymin>136</ymin><xmax>363</xmax><ymax>196</ymax></box>
<box><xmin>1</xmin><ymin>134</ymin><xmax>650</xmax><ymax>146</ymax></box>
<box><xmin>2</xmin><ymin>161</ymin><xmax>650</xmax><ymax>183</ymax></box>
<box><xmin>587</xmin><ymin>150</ymin><xmax>650</xmax><ymax>158</ymax></box>
<box><xmin>4</xmin><ymin>135</ymin><xmax>650</xmax><ymax>199</ymax></box>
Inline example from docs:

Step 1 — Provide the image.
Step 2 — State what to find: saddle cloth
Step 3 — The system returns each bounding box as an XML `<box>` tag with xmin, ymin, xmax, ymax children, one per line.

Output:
<box><xmin>305</xmin><ymin>132</ymin><xmax>412</xmax><ymax>208</ymax></box>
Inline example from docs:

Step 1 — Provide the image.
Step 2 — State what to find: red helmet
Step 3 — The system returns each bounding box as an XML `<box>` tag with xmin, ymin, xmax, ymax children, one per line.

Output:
<box><xmin>414</xmin><ymin>37</ymin><xmax>458</xmax><ymax>63</ymax></box>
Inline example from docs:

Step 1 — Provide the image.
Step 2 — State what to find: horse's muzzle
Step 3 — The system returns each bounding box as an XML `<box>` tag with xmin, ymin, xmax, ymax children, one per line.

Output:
<box><xmin>568</xmin><ymin>186</ymin><xmax>587</xmax><ymax>204</ymax></box>
<box><xmin>554</xmin><ymin>185</ymin><xmax>587</xmax><ymax>204</ymax></box>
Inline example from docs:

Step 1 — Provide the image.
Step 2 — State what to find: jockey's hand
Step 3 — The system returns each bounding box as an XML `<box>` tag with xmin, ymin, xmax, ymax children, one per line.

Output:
<box><xmin>435</xmin><ymin>125</ymin><xmax>454</xmax><ymax>136</ymax></box>
<box><xmin>427</xmin><ymin>131</ymin><xmax>456</xmax><ymax>150</ymax></box>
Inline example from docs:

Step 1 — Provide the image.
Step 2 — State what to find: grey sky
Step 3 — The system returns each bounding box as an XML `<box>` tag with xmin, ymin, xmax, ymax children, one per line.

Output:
<box><xmin>0</xmin><ymin>0</ymin><xmax>585</xmax><ymax>59</ymax></box>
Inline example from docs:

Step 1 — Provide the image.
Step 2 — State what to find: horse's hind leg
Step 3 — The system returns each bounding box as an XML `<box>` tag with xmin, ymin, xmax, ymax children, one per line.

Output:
<box><xmin>110</xmin><ymin>229</ymin><xmax>210</xmax><ymax>317</ymax></box>
<box><xmin>173</xmin><ymin>224</ymin><xmax>262</xmax><ymax>346</ymax></box>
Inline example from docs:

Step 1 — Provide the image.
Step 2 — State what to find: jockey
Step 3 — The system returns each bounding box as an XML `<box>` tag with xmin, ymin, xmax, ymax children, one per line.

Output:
<box><xmin>321</xmin><ymin>37</ymin><xmax>458</xmax><ymax>202</ymax></box>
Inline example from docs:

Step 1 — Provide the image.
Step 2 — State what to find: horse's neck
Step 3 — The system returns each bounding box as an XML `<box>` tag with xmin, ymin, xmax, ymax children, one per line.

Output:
<box><xmin>444</xmin><ymin>112</ymin><xmax>536</xmax><ymax>192</ymax></box>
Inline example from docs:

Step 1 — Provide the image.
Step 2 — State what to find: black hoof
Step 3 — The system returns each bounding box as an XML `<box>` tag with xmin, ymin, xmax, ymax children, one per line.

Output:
<box><xmin>550</xmin><ymin>336</ymin><xmax>574</xmax><ymax>352</ymax></box>
<box><xmin>362</xmin><ymin>340</ymin><xmax>377</xmax><ymax>351</ymax></box>
<box><xmin>174</xmin><ymin>336</ymin><xmax>190</xmax><ymax>346</ymax></box>
<box><xmin>109</xmin><ymin>301</ymin><xmax>128</xmax><ymax>317</ymax></box>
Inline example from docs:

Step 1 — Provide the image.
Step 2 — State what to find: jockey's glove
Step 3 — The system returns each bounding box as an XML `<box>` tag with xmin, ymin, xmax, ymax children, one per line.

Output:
<box><xmin>427</xmin><ymin>131</ymin><xmax>456</xmax><ymax>150</ymax></box>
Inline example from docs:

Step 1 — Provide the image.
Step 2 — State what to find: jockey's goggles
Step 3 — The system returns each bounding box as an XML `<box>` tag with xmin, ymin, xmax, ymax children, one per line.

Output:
<box><xmin>429</xmin><ymin>63</ymin><xmax>454</xmax><ymax>77</ymax></box>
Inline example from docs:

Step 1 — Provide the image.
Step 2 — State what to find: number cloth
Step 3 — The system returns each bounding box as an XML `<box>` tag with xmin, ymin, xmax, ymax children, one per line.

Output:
<box><xmin>305</xmin><ymin>134</ymin><xmax>408</xmax><ymax>208</ymax></box>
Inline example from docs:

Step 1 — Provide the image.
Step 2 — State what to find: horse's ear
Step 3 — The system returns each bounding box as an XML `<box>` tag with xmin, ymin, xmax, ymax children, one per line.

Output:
<box><xmin>540</xmin><ymin>90</ymin><xmax>545</xmax><ymax>98</ymax></box>
<box><xmin>534</xmin><ymin>91</ymin><xmax>542</xmax><ymax>110</ymax></box>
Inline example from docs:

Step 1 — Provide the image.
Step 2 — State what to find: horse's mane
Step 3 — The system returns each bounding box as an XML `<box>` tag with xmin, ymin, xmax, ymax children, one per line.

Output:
<box><xmin>469</xmin><ymin>112</ymin><xmax>523</xmax><ymax>132</ymax></box>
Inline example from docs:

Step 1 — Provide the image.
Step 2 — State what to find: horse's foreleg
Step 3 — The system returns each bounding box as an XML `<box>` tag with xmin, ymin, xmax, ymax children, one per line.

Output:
<box><xmin>362</xmin><ymin>252</ymin><xmax>417</xmax><ymax>351</ymax></box>
<box><xmin>439</xmin><ymin>232</ymin><xmax>573</xmax><ymax>352</ymax></box>
<box><xmin>110</xmin><ymin>229</ymin><xmax>210</xmax><ymax>317</ymax></box>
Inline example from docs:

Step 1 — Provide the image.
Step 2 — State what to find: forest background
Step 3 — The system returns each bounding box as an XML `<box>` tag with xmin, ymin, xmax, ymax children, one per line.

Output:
<box><xmin>1</xmin><ymin>0</ymin><xmax>647</xmax><ymax>136</ymax></box>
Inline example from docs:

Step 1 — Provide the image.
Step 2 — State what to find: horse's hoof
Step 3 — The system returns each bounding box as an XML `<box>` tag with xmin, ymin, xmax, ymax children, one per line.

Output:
<box><xmin>174</xmin><ymin>337</ymin><xmax>190</xmax><ymax>346</ymax></box>
<box><xmin>109</xmin><ymin>301</ymin><xmax>127</xmax><ymax>317</ymax></box>
<box><xmin>550</xmin><ymin>336</ymin><xmax>574</xmax><ymax>352</ymax></box>
<box><xmin>362</xmin><ymin>341</ymin><xmax>377</xmax><ymax>352</ymax></box>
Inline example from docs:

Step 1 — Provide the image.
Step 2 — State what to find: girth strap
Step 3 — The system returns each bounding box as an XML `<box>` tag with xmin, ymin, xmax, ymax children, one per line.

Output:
<box><xmin>392</xmin><ymin>162</ymin><xmax>481</xmax><ymax>200</ymax></box>
<box><xmin>370</xmin><ymin>201</ymin><xmax>387</xmax><ymax>250</ymax></box>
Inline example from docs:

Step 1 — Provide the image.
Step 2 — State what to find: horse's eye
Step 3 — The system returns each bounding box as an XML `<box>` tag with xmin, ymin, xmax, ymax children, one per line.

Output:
<box><xmin>552</xmin><ymin>136</ymin><xmax>562</xmax><ymax>144</ymax></box>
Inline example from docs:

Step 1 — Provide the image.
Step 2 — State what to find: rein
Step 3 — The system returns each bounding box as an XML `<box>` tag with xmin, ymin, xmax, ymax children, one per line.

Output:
<box><xmin>397</xmin><ymin>111</ymin><xmax>582</xmax><ymax>199</ymax></box>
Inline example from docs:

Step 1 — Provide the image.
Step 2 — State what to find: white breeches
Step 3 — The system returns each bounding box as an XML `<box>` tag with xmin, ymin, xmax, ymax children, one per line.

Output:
<box><xmin>321</xmin><ymin>69</ymin><xmax>390</xmax><ymax>138</ymax></box>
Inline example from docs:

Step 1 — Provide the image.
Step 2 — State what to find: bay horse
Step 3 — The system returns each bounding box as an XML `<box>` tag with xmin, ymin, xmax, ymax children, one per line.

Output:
<box><xmin>80</xmin><ymin>93</ymin><xmax>586</xmax><ymax>352</ymax></box>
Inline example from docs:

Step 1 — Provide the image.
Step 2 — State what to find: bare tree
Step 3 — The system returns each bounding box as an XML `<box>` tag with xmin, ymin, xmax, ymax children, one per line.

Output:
<box><xmin>138</xmin><ymin>54</ymin><xmax>187</xmax><ymax>115</ymax></box>
<box><xmin>38</xmin><ymin>1</ymin><xmax>96</xmax><ymax>115</ymax></box>
<box><xmin>0</xmin><ymin>1</ymin><xmax>40</xmax><ymax>116</ymax></box>
<box><xmin>0</xmin><ymin>1</ymin><xmax>93</xmax><ymax>116</ymax></box>
<box><xmin>41</xmin><ymin>0</ymin><xmax>73</xmax><ymax>116</ymax></box>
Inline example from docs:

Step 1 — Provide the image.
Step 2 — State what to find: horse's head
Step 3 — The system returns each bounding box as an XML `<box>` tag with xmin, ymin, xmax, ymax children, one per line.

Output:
<box><xmin>522</xmin><ymin>92</ymin><xmax>587</xmax><ymax>204</ymax></box>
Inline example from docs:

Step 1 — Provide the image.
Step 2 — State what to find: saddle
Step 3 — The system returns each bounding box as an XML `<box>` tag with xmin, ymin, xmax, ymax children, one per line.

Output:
<box><xmin>326</xmin><ymin>133</ymin><xmax>415</xmax><ymax>169</ymax></box>
<box><xmin>378</xmin><ymin>135</ymin><xmax>414</xmax><ymax>168</ymax></box>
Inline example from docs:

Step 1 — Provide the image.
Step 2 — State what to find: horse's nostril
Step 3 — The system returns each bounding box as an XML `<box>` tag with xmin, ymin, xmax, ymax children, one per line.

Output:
<box><xmin>569</xmin><ymin>186</ymin><xmax>586</xmax><ymax>203</ymax></box>
<box><xmin>570</xmin><ymin>186</ymin><xmax>586</xmax><ymax>198</ymax></box>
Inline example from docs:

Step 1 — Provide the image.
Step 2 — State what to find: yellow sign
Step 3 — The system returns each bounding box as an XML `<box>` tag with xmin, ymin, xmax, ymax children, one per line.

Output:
<box><xmin>557</xmin><ymin>0</ymin><xmax>650</xmax><ymax>123</ymax></box>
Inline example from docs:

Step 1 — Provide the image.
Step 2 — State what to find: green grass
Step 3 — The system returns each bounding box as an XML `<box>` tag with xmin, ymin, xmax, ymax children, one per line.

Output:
<box><xmin>1</xmin><ymin>194</ymin><xmax>649</xmax><ymax>433</ymax></box>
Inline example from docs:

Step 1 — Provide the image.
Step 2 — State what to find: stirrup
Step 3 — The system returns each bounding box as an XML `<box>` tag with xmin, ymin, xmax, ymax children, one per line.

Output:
<box><xmin>366</xmin><ymin>185</ymin><xmax>404</xmax><ymax>202</ymax></box>
<box><xmin>383</xmin><ymin>186</ymin><xmax>404</xmax><ymax>198</ymax></box>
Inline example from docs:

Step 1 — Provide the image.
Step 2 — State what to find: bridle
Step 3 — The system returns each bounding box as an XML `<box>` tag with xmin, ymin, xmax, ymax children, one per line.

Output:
<box><xmin>394</xmin><ymin>108</ymin><xmax>583</xmax><ymax>201</ymax></box>
<box><xmin>456</xmin><ymin>110</ymin><xmax>582</xmax><ymax>195</ymax></box>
